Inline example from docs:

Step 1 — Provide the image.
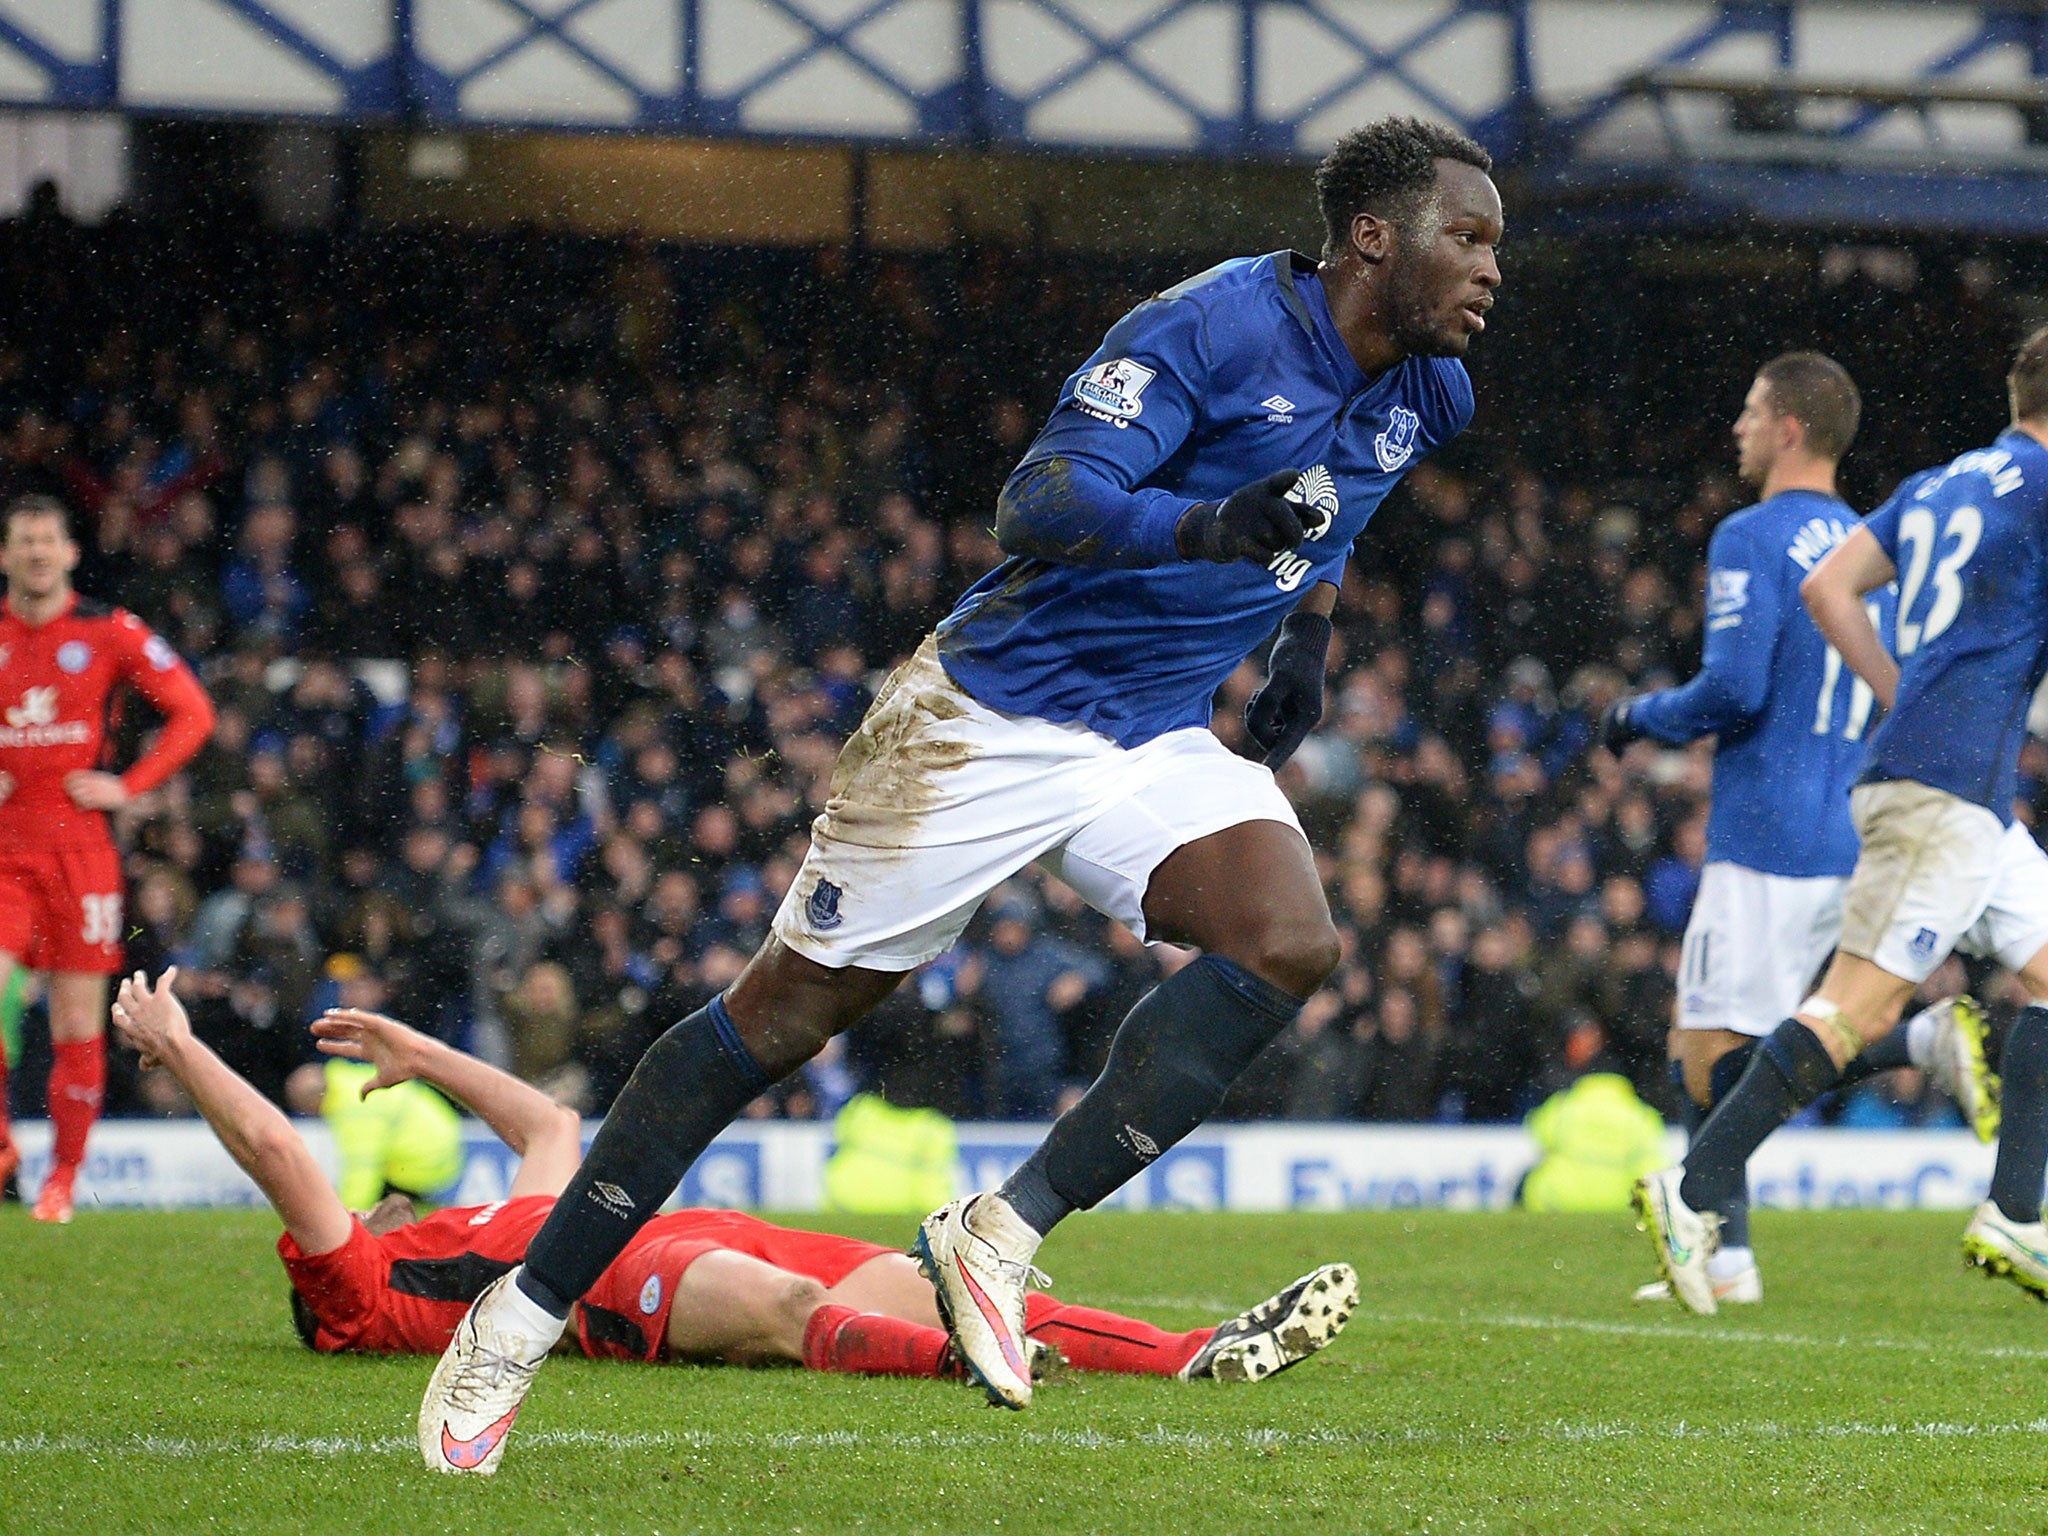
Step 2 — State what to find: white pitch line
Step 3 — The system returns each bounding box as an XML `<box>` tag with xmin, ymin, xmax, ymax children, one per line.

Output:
<box><xmin>1348</xmin><ymin>1306</ymin><xmax>2048</xmax><ymax>1363</ymax></box>
<box><xmin>1093</xmin><ymin>1291</ymin><xmax>2048</xmax><ymax>1361</ymax></box>
<box><xmin>9</xmin><ymin>1419</ymin><xmax>2048</xmax><ymax>1461</ymax></box>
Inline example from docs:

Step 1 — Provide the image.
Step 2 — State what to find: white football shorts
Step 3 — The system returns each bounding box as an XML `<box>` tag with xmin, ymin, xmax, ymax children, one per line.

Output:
<box><xmin>1836</xmin><ymin>778</ymin><xmax>2048</xmax><ymax>984</ymax></box>
<box><xmin>1676</xmin><ymin>861</ymin><xmax>1846</xmax><ymax>1037</ymax></box>
<box><xmin>770</xmin><ymin>637</ymin><xmax>1305</xmax><ymax>972</ymax></box>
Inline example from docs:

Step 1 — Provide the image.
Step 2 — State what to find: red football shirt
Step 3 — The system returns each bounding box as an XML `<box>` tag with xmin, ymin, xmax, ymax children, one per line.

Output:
<box><xmin>0</xmin><ymin>594</ymin><xmax>215</xmax><ymax>851</ymax></box>
<box><xmin>280</xmin><ymin>1196</ymin><xmax>559</xmax><ymax>1355</ymax></box>
<box><xmin>277</xmin><ymin>1198</ymin><xmax>896</xmax><ymax>1356</ymax></box>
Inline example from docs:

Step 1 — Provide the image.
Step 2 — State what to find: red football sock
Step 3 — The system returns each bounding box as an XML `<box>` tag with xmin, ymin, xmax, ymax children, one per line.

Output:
<box><xmin>1023</xmin><ymin>1293</ymin><xmax>1214</xmax><ymax>1377</ymax></box>
<box><xmin>48</xmin><ymin>1037</ymin><xmax>105</xmax><ymax>1173</ymax></box>
<box><xmin>801</xmin><ymin>1304</ymin><xmax>955</xmax><ymax>1378</ymax></box>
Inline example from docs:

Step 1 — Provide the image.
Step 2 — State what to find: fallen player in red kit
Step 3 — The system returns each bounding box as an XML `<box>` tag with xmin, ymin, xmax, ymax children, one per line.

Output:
<box><xmin>111</xmin><ymin>970</ymin><xmax>1356</xmax><ymax>1411</ymax></box>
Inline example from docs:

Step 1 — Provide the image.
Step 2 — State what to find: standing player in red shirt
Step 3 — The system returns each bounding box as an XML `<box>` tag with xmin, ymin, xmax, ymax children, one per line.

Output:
<box><xmin>0</xmin><ymin>496</ymin><xmax>216</xmax><ymax>1220</ymax></box>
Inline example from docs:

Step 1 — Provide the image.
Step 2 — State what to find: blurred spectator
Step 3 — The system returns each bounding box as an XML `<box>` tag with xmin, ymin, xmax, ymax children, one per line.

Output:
<box><xmin>2</xmin><ymin>216</ymin><xmax>2026</xmax><ymax>1130</ymax></box>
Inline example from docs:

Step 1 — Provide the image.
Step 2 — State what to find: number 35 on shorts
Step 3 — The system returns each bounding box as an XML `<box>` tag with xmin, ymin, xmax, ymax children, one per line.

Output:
<box><xmin>81</xmin><ymin>892</ymin><xmax>123</xmax><ymax>948</ymax></box>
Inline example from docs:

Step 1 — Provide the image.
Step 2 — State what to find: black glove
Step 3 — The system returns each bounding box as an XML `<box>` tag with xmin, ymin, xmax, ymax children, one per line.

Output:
<box><xmin>1600</xmin><ymin>697</ymin><xmax>1645</xmax><ymax>753</ymax></box>
<box><xmin>1176</xmin><ymin>469</ymin><xmax>1312</xmax><ymax>563</ymax></box>
<box><xmin>1245</xmin><ymin>611</ymin><xmax>1333</xmax><ymax>770</ymax></box>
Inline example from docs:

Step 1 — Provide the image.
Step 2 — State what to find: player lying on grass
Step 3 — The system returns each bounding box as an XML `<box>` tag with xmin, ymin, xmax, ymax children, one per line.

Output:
<box><xmin>1637</xmin><ymin>328</ymin><xmax>2048</xmax><ymax>1313</ymax></box>
<box><xmin>106</xmin><ymin>969</ymin><xmax>1355</xmax><ymax>1408</ymax></box>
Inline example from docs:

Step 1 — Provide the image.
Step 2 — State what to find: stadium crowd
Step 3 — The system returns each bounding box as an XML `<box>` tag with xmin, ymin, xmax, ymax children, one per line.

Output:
<box><xmin>0</xmin><ymin>201</ymin><xmax>2031</xmax><ymax>1132</ymax></box>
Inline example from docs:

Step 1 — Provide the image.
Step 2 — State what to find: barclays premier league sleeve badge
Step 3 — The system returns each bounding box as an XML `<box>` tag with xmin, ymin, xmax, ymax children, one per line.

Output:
<box><xmin>1073</xmin><ymin>358</ymin><xmax>1157</xmax><ymax>427</ymax></box>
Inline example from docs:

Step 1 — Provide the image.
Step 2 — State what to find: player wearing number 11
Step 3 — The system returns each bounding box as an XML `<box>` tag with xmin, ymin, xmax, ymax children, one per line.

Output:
<box><xmin>1603</xmin><ymin>355</ymin><xmax>1984</xmax><ymax>1307</ymax></box>
<box><xmin>1638</xmin><ymin>328</ymin><xmax>2048</xmax><ymax>1313</ymax></box>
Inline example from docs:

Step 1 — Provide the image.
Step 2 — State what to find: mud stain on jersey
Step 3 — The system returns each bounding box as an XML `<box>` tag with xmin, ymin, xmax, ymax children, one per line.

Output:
<box><xmin>819</xmin><ymin>649</ymin><xmax>975</xmax><ymax>850</ymax></box>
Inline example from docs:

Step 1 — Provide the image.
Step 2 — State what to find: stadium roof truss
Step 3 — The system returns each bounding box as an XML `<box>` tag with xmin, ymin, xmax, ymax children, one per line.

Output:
<box><xmin>2</xmin><ymin>0</ymin><xmax>2047</xmax><ymax>177</ymax></box>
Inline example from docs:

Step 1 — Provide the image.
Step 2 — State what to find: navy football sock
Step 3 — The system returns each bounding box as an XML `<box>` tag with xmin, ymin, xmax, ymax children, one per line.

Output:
<box><xmin>1669</xmin><ymin>1059</ymin><xmax>1703</xmax><ymax>1138</ymax></box>
<box><xmin>1836</xmin><ymin>1019</ymin><xmax>1913</xmax><ymax>1087</ymax></box>
<box><xmin>1000</xmin><ymin>955</ymin><xmax>1303</xmax><ymax>1237</ymax></box>
<box><xmin>1989</xmin><ymin>1004</ymin><xmax>2048</xmax><ymax>1224</ymax></box>
<box><xmin>1681</xmin><ymin>1020</ymin><xmax>1839</xmax><ymax>1218</ymax></box>
<box><xmin>1706</xmin><ymin>1040</ymin><xmax>1757</xmax><ymax>1252</ymax></box>
<box><xmin>517</xmin><ymin>997</ymin><xmax>769</xmax><ymax>1318</ymax></box>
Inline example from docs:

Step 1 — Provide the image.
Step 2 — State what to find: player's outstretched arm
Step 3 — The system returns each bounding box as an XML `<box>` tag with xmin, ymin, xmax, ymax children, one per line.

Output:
<box><xmin>111</xmin><ymin>968</ymin><xmax>353</xmax><ymax>1255</ymax></box>
<box><xmin>1622</xmin><ymin>522</ymin><xmax>1780</xmax><ymax>747</ymax></box>
<box><xmin>311</xmin><ymin>1008</ymin><xmax>584</xmax><ymax>1199</ymax></box>
<box><xmin>1803</xmin><ymin>526</ymin><xmax>1900</xmax><ymax>708</ymax></box>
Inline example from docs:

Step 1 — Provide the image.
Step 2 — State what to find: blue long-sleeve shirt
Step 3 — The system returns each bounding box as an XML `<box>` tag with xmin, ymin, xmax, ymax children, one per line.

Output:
<box><xmin>937</xmin><ymin>252</ymin><xmax>1472</xmax><ymax>748</ymax></box>
<box><xmin>1632</xmin><ymin>490</ymin><xmax>1888</xmax><ymax>879</ymax></box>
<box><xmin>1859</xmin><ymin>430</ymin><xmax>2048</xmax><ymax>821</ymax></box>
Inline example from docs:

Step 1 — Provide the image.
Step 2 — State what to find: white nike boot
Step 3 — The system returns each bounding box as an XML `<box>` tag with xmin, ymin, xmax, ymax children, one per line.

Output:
<box><xmin>1963</xmin><ymin>1200</ymin><xmax>2048</xmax><ymax>1301</ymax></box>
<box><xmin>1633</xmin><ymin>1166</ymin><xmax>1723</xmax><ymax>1316</ymax></box>
<box><xmin>913</xmin><ymin>1194</ymin><xmax>1046</xmax><ymax>1409</ymax></box>
<box><xmin>417</xmin><ymin>1268</ymin><xmax>565</xmax><ymax>1474</ymax></box>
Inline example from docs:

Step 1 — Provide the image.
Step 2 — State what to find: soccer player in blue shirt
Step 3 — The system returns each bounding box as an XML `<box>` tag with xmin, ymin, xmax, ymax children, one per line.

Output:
<box><xmin>419</xmin><ymin>115</ymin><xmax>1503</xmax><ymax>1469</ymax></box>
<box><xmin>1639</xmin><ymin>328</ymin><xmax>2048</xmax><ymax>1314</ymax></box>
<box><xmin>1606</xmin><ymin>354</ymin><xmax>1993</xmax><ymax>1308</ymax></box>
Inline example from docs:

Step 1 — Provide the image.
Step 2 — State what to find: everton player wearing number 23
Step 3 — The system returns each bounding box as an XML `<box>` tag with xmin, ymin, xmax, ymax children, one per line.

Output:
<box><xmin>422</xmin><ymin>115</ymin><xmax>1501</xmax><ymax>1471</ymax></box>
<box><xmin>0</xmin><ymin>496</ymin><xmax>215</xmax><ymax>1220</ymax></box>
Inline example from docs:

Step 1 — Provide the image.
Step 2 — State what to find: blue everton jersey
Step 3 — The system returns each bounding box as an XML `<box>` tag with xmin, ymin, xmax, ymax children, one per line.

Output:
<box><xmin>936</xmin><ymin>252</ymin><xmax>1473</xmax><ymax>748</ymax></box>
<box><xmin>1859</xmin><ymin>429</ymin><xmax>2048</xmax><ymax>822</ymax></box>
<box><xmin>1632</xmin><ymin>491</ymin><xmax>1887</xmax><ymax>879</ymax></box>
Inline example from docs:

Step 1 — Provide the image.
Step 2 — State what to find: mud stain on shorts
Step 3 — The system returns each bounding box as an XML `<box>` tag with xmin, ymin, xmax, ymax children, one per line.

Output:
<box><xmin>818</xmin><ymin>646</ymin><xmax>976</xmax><ymax>850</ymax></box>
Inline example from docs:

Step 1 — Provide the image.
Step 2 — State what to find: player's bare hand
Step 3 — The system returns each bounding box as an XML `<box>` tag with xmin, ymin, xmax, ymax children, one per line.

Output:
<box><xmin>0</xmin><ymin>770</ymin><xmax>14</xmax><ymax>806</ymax></box>
<box><xmin>311</xmin><ymin>1008</ymin><xmax>430</xmax><ymax>1096</ymax></box>
<box><xmin>110</xmin><ymin>966</ymin><xmax>190</xmax><ymax>1067</ymax></box>
<box><xmin>63</xmin><ymin>770</ymin><xmax>129</xmax><ymax>811</ymax></box>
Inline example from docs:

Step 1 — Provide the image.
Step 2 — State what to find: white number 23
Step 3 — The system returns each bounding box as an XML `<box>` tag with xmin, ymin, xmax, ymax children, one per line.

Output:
<box><xmin>1894</xmin><ymin>504</ymin><xmax>1982</xmax><ymax>656</ymax></box>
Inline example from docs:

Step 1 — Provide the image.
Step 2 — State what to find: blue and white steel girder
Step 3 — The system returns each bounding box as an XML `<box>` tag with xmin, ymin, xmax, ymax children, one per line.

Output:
<box><xmin>0</xmin><ymin>1</ymin><xmax>2039</xmax><ymax>163</ymax></box>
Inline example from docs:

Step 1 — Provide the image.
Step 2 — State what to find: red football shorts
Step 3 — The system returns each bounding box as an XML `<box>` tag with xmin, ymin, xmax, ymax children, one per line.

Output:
<box><xmin>0</xmin><ymin>843</ymin><xmax>124</xmax><ymax>974</ymax></box>
<box><xmin>577</xmin><ymin>1212</ymin><xmax>897</xmax><ymax>1362</ymax></box>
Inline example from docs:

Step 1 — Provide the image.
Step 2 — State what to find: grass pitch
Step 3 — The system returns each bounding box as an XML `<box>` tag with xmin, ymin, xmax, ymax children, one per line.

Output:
<box><xmin>6</xmin><ymin>1206</ymin><xmax>2048</xmax><ymax>1534</ymax></box>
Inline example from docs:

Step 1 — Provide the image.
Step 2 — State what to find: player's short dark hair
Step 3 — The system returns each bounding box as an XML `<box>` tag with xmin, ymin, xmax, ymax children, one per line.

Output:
<box><xmin>1755</xmin><ymin>352</ymin><xmax>1861</xmax><ymax>461</ymax></box>
<box><xmin>1314</xmin><ymin>116</ymin><xmax>1493</xmax><ymax>261</ymax></box>
<box><xmin>2010</xmin><ymin>326</ymin><xmax>2048</xmax><ymax>422</ymax></box>
<box><xmin>2</xmin><ymin>494</ymin><xmax>70</xmax><ymax>539</ymax></box>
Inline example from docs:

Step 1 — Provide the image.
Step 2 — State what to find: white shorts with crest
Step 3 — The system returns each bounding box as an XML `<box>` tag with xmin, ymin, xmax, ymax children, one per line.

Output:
<box><xmin>1836</xmin><ymin>779</ymin><xmax>2048</xmax><ymax>984</ymax></box>
<box><xmin>1676</xmin><ymin>862</ymin><xmax>1845</xmax><ymax>1037</ymax></box>
<box><xmin>769</xmin><ymin>638</ymin><xmax>1304</xmax><ymax>972</ymax></box>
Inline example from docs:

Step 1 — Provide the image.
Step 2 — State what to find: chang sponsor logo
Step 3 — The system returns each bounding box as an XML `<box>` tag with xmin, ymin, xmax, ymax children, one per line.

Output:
<box><xmin>1286</xmin><ymin>464</ymin><xmax>1339</xmax><ymax>541</ymax></box>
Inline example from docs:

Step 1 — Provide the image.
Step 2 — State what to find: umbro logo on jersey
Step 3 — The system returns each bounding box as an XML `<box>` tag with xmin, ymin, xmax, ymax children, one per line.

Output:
<box><xmin>1260</xmin><ymin>394</ymin><xmax>1295</xmax><ymax>423</ymax></box>
<box><xmin>7</xmin><ymin>686</ymin><xmax>56</xmax><ymax>728</ymax></box>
